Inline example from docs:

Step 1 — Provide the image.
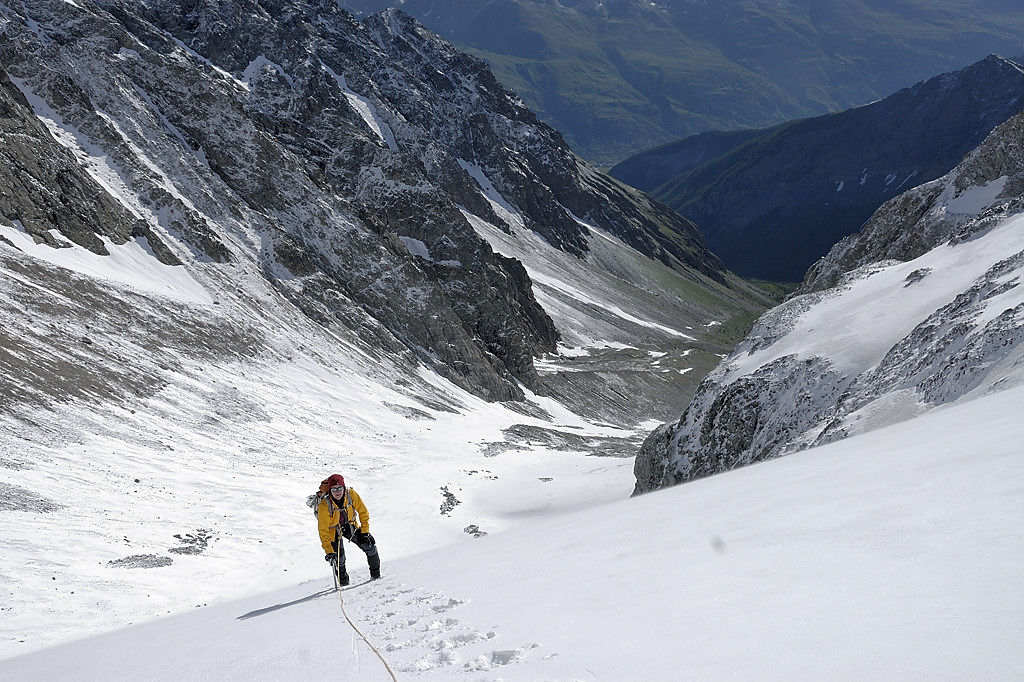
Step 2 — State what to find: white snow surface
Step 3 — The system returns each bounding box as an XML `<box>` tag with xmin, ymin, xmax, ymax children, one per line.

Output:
<box><xmin>458</xmin><ymin>159</ymin><xmax>526</xmax><ymax>231</ymax></box>
<box><xmin>0</xmin><ymin>222</ymin><xmax>212</xmax><ymax>304</ymax></box>
<box><xmin>946</xmin><ymin>176</ymin><xmax>1008</xmax><ymax>215</ymax></box>
<box><xmin>725</xmin><ymin>212</ymin><xmax>1024</xmax><ymax>381</ymax></box>
<box><xmin>2</xmin><ymin>211</ymin><xmax>1023</xmax><ymax>679</ymax></box>
<box><xmin>2</xmin><ymin>383</ymin><xmax>1021</xmax><ymax>681</ymax></box>
<box><xmin>324</xmin><ymin>64</ymin><xmax>399</xmax><ymax>151</ymax></box>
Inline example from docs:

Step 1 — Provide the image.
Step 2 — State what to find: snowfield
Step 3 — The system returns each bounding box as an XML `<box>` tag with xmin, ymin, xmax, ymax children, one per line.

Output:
<box><xmin>3</xmin><ymin>1</ymin><xmax>1022</xmax><ymax>678</ymax></box>
<box><xmin>1</xmin><ymin>382</ymin><xmax>1021</xmax><ymax>681</ymax></box>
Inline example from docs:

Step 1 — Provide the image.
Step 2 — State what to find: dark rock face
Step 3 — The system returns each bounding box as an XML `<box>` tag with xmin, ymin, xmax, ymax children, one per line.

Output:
<box><xmin>0</xmin><ymin>0</ymin><xmax>725</xmax><ymax>402</ymax></box>
<box><xmin>609</xmin><ymin>129</ymin><xmax>764</xmax><ymax>195</ymax></box>
<box><xmin>615</xmin><ymin>55</ymin><xmax>1024</xmax><ymax>282</ymax></box>
<box><xmin>801</xmin><ymin>111</ymin><xmax>1024</xmax><ymax>293</ymax></box>
<box><xmin>634</xmin><ymin>351</ymin><xmax>847</xmax><ymax>493</ymax></box>
<box><xmin>633</xmin><ymin>110</ymin><xmax>1024</xmax><ymax>494</ymax></box>
<box><xmin>0</xmin><ymin>69</ymin><xmax>179</xmax><ymax>264</ymax></box>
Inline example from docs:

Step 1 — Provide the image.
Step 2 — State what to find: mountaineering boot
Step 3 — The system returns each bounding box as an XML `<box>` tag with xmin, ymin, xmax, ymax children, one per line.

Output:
<box><xmin>337</xmin><ymin>564</ymin><xmax>350</xmax><ymax>587</ymax></box>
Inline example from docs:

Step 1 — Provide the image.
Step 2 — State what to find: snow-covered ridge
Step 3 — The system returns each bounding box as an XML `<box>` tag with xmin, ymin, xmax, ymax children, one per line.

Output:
<box><xmin>725</xmin><ymin>214</ymin><xmax>1024</xmax><ymax>382</ymax></box>
<box><xmin>635</xmin><ymin>110</ymin><xmax>1024</xmax><ymax>493</ymax></box>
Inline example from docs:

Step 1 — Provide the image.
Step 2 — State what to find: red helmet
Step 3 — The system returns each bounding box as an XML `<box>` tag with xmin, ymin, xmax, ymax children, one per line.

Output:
<box><xmin>319</xmin><ymin>474</ymin><xmax>345</xmax><ymax>494</ymax></box>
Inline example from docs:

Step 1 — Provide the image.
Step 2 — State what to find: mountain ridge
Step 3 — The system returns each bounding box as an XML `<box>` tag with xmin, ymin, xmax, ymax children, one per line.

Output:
<box><xmin>634</xmin><ymin>108</ymin><xmax>1024</xmax><ymax>493</ymax></box>
<box><xmin>1</xmin><ymin>0</ymin><xmax>766</xmax><ymax>422</ymax></box>
<box><xmin>612</xmin><ymin>54</ymin><xmax>1024</xmax><ymax>282</ymax></box>
<box><xmin>336</xmin><ymin>0</ymin><xmax>1024</xmax><ymax>166</ymax></box>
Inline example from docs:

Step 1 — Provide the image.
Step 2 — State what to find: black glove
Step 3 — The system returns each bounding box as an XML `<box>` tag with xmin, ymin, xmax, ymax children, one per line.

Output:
<box><xmin>325</xmin><ymin>553</ymin><xmax>337</xmax><ymax>565</ymax></box>
<box><xmin>358</xmin><ymin>532</ymin><xmax>376</xmax><ymax>547</ymax></box>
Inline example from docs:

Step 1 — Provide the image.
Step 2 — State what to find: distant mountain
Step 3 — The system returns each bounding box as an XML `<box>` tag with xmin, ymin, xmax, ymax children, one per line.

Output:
<box><xmin>336</xmin><ymin>0</ymin><xmax>1024</xmax><ymax>166</ymax></box>
<box><xmin>634</xmin><ymin>108</ymin><xmax>1024</xmax><ymax>493</ymax></box>
<box><xmin>612</xmin><ymin>55</ymin><xmax>1024</xmax><ymax>282</ymax></box>
<box><xmin>607</xmin><ymin>128</ymin><xmax>765</xmax><ymax>198</ymax></box>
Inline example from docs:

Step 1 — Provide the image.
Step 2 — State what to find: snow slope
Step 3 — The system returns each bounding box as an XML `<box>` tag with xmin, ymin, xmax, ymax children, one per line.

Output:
<box><xmin>727</xmin><ymin>213</ymin><xmax>1024</xmax><ymax>380</ymax></box>
<box><xmin>2</xmin><ymin>383</ymin><xmax>1021</xmax><ymax>681</ymax></box>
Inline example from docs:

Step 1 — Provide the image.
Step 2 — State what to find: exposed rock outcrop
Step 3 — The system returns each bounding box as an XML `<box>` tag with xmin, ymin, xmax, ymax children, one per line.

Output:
<box><xmin>0</xmin><ymin>0</ymin><xmax>728</xmax><ymax>402</ymax></box>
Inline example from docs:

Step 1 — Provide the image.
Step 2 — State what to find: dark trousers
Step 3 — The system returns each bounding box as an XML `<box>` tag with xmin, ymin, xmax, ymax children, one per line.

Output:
<box><xmin>332</xmin><ymin>525</ymin><xmax>380</xmax><ymax>578</ymax></box>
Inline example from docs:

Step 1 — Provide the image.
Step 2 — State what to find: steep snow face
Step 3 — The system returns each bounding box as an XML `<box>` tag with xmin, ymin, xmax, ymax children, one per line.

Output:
<box><xmin>635</xmin><ymin>111</ymin><xmax>1024</xmax><ymax>493</ymax></box>
<box><xmin>2</xmin><ymin>382</ymin><xmax>1022</xmax><ymax>680</ymax></box>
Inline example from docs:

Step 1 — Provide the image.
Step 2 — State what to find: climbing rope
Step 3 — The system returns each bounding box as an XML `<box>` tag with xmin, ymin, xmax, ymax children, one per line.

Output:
<box><xmin>324</xmin><ymin>488</ymin><xmax>397</xmax><ymax>680</ymax></box>
<box><xmin>336</xmin><ymin>579</ymin><xmax>399</xmax><ymax>682</ymax></box>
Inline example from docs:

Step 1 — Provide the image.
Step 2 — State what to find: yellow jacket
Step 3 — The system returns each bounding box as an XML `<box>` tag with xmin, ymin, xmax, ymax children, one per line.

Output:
<box><xmin>317</xmin><ymin>488</ymin><xmax>370</xmax><ymax>554</ymax></box>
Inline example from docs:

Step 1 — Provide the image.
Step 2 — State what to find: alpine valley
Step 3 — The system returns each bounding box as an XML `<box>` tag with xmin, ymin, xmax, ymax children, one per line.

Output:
<box><xmin>1</xmin><ymin>0</ymin><xmax>1022</xmax><ymax>677</ymax></box>
<box><xmin>336</xmin><ymin>0</ymin><xmax>1024</xmax><ymax>166</ymax></box>
<box><xmin>611</xmin><ymin>54</ymin><xmax>1024</xmax><ymax>282</ymax></box>
<box><xmin>0</xmin><ymin>0</ymin><xmax>770</xmax><ymax>426</ymax></box>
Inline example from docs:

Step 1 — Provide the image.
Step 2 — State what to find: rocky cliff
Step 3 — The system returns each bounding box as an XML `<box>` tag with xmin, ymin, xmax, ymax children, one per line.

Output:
<box><xmin>0</xmin><ymin>0</ymin><xmax>736</xmax><ymax>409</ymax></box>
<box><xmin>635</xmin><ymin>110</ymin><xmax>1024</xmax><ymax>493</ymax></box>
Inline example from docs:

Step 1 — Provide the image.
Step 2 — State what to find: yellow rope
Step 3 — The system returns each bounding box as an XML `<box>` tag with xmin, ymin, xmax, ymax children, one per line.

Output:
<box><xmin>338</xmin><ymin>583</ymin><xmax>399</xmax><ymax>682</ymax></box>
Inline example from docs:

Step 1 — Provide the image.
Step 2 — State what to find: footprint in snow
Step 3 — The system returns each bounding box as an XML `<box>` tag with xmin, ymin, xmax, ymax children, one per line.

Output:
<box><xmin>345</xmin><ymin>581</ymin><xmax>541</xmax><ymax>676</ymax></box>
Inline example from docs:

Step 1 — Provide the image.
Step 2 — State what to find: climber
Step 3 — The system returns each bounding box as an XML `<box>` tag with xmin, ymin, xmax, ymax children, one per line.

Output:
<box><xmin>316</xmin><ymin>473</ymin><xmax>381</xmax><ymax>586</ymax></box>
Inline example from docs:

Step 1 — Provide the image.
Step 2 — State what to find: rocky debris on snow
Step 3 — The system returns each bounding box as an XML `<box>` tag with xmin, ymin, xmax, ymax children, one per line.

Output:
<box><xmin>439</xmin><ymin>486</ymin><xmax>461</xmax><ymax>516</ymax></box>
<box><xmin>107</xmin><ymin>554</ymin><xmax>174</xmax><ymax>569</ymax></box>
<box><xmin>168</xmin><ymin>529</ymin><xmax>215</xmax><ymax>555</ymax></box>
<box><xmin>463</xmin><ymin>524</ymin><xmax>487</xmax><ymax>538</ymax></box>
<box><xmin>0</xmin><ymin>482</ymin><xmax>62</xmax><ymax>512</ymax></box>
<box><xmin>462</xmin><ymin>469</ymin><xmax>497</xmax><ymax>480</ymax></box>
<box><xmin>480</xmin><ymin>422</ymin><xmax>644</xmax><ymax>459</ymax></box>
<box><xmin>0</xmin><ymin>456</ymin><xmax>28</xmax><ymax>470</ymax></box>
<box><xmin>383</xmin><ymin>402</ymin><xmax>436</xmax><ymax>421</ymax></box>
